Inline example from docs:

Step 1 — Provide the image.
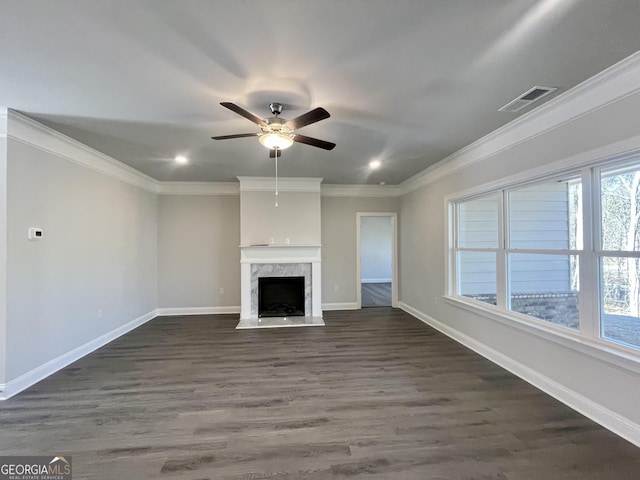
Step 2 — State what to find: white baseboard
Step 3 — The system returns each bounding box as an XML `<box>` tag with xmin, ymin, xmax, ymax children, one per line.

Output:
<box><xmin>156</xmin><ymin>306</ymin><xmax>241</xmax><ymax>316</ymax></box>
<box><xmin>361</xmin><ymin>278</ymin><xmax>392</xmax><ymax>284</ymax></box>
<box><xmin>399</xmin><ymin>301</ymin><xmax>640</xmax><ymax>448</ymax></box>
<box><xmin>322</xmin><ymin>302</ymin><xmax>359</xmax><ymax>311</ymax></box>
<box><xmin>0</xmin><ymin>309</ymin><xmax>157</xmax><ymax>400</ymax></box>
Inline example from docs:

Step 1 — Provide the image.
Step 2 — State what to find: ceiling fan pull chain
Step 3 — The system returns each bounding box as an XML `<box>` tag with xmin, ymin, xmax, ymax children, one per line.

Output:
<box><xmin>275</xmin><ymin>148</ymin><xmax>279</xmax><ymax>207</ymax></box>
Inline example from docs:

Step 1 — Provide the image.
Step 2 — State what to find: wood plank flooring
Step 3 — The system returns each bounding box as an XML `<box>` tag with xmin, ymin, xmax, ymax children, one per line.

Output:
<box><xmin>0</xmin><ymin>308</ymin><xmax>638</xmax><ymax>479</ymax></box>
<box><xmin>361</xmin><ymin>283</ymin><xmax>392</xmax><ymax>307</ymax></box>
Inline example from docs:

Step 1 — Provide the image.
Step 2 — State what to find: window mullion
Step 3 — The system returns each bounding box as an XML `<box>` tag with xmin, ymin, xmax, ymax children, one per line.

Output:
<box><xmin>447</xmin><ymin>203</ymin><xmax>457</xmax><ymax>297</ymax></box>
<box><xmin>579</xmin><ymin>167</ymin><xmax>599</xmax><ymax>340</ymax></box>
<box><xmin>496</xmin><ymin>191</ymin><xmax>508</xmax><ymax>309</ymax></box>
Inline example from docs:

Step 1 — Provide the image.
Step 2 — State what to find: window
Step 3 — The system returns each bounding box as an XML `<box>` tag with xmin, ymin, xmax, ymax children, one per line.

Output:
<box><xmin>506</xmin><ymin>179</ymin><xmax>581</xmax><ymax>329</ymax></box>
<box><xmin>456</xmin><ymin>195</ymin><xmax>499</xmax><ymax>305</ymax></box>
<box><xmin>450</xmin><ymin>155</ymin><xmax>640</xmax><ymax>354</ymax></box>
<box><xmin>598</xmin><ymin>164</ymin><xmax>640</xmax><ymax>349</ymax></box>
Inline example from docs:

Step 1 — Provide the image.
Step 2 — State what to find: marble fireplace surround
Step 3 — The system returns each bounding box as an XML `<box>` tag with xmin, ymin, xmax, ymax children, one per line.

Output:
<box><xmin>250</xmin><ymin>263</ymin><xmax>311</xmax><ymax>316</ymax></box>
<box><xmin>238</xmin><ymin>245</ymin><xmax>323</xmax><ymax>328</ymax></box>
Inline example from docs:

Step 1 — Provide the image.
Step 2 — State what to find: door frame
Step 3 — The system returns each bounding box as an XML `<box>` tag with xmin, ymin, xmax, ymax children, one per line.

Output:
<box><xmin>356</xmin><ymin>212</ymin><xmax>398</xmax><ymax>309</ymax></box>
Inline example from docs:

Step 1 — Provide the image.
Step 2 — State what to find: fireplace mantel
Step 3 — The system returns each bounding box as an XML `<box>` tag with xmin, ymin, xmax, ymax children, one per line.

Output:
<box><xmin>239</xmin><ymin>245</ymin><xmax>323</xmax><ymax>324</ymax></box>
<box><xmin>240</xmin><ymin>245</ymin><xmax>322</xmax><ymax>264</ymax></box>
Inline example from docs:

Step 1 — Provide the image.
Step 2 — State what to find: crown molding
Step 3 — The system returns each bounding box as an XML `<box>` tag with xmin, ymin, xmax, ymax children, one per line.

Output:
<box><xmin>4</xmin><ymin>111</ymin><xmax>400</xmax><ymax>198</ymax></box>
<box><xmin>9</xmin><ymin>49</ymin><xmax>640</xmax><ymax>199</ymax></box>
<box><xmin>237</xmin><ymin>176</ymin><xmax>323</xmax><ymax>192</ymax></box>
<box><xmin>445</xmin><ymin>134</ymin><xmax>640</xmax><ymax>206</ymax></box>
<box><xmin>160</xmin><ymin>181</ymin><xmax>402</xmax><ymax>197</ymax></box>
<box><xmin>321</xmin><ymin>184</ymin><xmax>401</xmax><ymax>197</ymax></box>
<box><xmin>7</xmin><ymin>110</ymin><xmax>159</xmax><ymax>193</ymax></box>
<box><xmin>159</xmin><ymin>181</ymin><xmax>239</xmax><ymax>195</ymax></box>
<box><xmin>399</xmin><ymin>50</ymin><xmax>640</xmax><ymax>195</ymax></box>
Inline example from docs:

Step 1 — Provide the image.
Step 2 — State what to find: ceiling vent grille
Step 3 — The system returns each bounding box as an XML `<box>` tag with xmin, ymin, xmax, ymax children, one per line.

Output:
<box><xmin>499</xmin><ymin>86</ymin><xmax>557</xmax><ymax>113</ymax></box>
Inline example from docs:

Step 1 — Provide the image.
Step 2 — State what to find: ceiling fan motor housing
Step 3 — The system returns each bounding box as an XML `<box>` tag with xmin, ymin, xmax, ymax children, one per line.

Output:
<box><xmin>263</xmin><ymin>117</ymin><xmax>290</xmax><ymax>133</ymax></box>
<box><xmin>269</xmin><ymin>102</ymin><xmax>284</xmax><ymax>116</ymax></box>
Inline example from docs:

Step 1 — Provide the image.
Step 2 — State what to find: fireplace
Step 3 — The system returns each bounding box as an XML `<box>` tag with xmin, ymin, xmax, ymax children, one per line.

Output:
<box><xmin>238</xmin><ymin>245</ymin><xmax>324</xmax><ymax>328</ymax></box>
<box><xmin>259</xmin><ymin>276</ymin><xmax>305</xmax><ymax>317</ymax></box>
<box><xmin>237</xmin><ymin>177</ymin><xmax>323</xmax><ymax>328</ymax></box>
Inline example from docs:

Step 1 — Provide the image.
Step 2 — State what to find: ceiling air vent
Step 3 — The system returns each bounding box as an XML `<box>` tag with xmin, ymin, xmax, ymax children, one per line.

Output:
<box><xmin>499</xmin><ymin>86</ymin><xmax>557</xmax><ymax>113</ymax></box>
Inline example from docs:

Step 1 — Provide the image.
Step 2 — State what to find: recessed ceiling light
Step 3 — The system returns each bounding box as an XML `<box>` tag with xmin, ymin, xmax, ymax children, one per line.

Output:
<box><xmin>369</xmin><ymin>160</ymin><xmax>381</xmax><ymax>169</ymax></box>
<box><xmin>175</xmin><ymin>155</ymin><xmax>188</xmax><ymax>164</ymax></box>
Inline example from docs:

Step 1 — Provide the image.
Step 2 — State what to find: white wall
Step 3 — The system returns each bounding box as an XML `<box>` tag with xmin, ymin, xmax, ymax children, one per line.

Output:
<box><xmin>158</xmin><ymin>194</ymin><xmax>240</xmax><ymax>310</ymax></box>
<box><xmin>360</xmin><ymin>216</ymin><xmax>393</xmax><ymax>282</ymax></box>
<box><xmin>240</xmin><ymin>190</ymin><xmax>321</xmax><ymax>246</ymax></box>
<box><xmin>3</xmin><ymin>112</ymin><xmax>158</xmax><ymax>395</ymax></box>
<box><xmin>322</xmin><ymin>196</ymin><xmax>398</xmax><ymax>306</ymax></box>
<box><xmin>0</xmin><ymin>112</ymin><xmax>7</xmax><ymax>387</ymax></box>
<box><xmin>158</xmin><ymin>190</ymin><xmax>397</xmax><ymax>311</ymax></box>
<box><xmin>399</xmin><ymin>57</ymin><xmax>640</xmax><ymax>445</ymax></box>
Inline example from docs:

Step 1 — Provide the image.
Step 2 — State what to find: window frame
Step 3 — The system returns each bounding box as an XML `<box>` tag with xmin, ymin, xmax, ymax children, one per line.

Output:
<box><xmin>593</xmin><ymin>161</ymin><xmax>640</xmax><ymax>349</ymax></box>
<box><xmin>452</xmin><ymin>192</ymin><xmax>502</xmax><ymax>306</ymax></box>
<box><xmin>447</xmin><ymin>154</ymin><xmax>640</xmax><ymax>364</ymax></box>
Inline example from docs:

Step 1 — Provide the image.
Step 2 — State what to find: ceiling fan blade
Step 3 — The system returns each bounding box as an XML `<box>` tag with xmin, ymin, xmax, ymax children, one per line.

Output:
<box><xmin>220</xmin><ymin>102</ymin><xmax>267</xmax><ymax>127</ymax></box>
<box><xmin>211</xmin><ymin>133</ymin><xmax>258</xmax><ymax>140</ymax></box>
<box><xmin>286</xmin><ymin>107</ymin><xmax>330</xmax><ymax>130</ymax></box>
<box><xmin>293</xmin><ymin>134</ymin><xmax>336</xmax><ymax>150</ymax></box>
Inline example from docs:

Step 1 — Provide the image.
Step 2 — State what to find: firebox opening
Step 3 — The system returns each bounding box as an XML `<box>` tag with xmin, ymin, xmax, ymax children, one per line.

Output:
<box><xmin>258</xmin><ymin>276</ymin><xmax>305</xmax><ymax>317</ymax></box>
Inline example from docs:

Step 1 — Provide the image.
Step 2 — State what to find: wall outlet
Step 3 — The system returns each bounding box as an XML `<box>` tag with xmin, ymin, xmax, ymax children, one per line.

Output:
<box><xmin>334</xmin><ymin>285</ymin><xmax>339</xmax><ymax>292</ymax></box>
<box><xmin>269</xmin><ymin>237</ymin><xmax>275</xmax><ymax>245</ymax></box>
<box><xmin>219</xmin><ymin>287</ymin><xmax>225</xmax><ymax>295</ymax></box>
<box><xmin>28</xmin><ymin>227</ymin><xmax>43</xmax><ymax>240</ymax></box>
<box><xmin>285</xmin><ymin>237</ymin><xmax>290</xmax><ymax>245</ymax></box>
<box><xmin>434</xmin><ymin>296</ymin><xmax>439</xmax><ymax>305</ymax></box>
<box><xmin>97</xmin><ymin>308</ymin><xmax>103</xmax><ymax>319</ymax></box>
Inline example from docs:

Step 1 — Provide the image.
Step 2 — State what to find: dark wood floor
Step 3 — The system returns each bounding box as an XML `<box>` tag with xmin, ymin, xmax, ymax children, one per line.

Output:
<box><xmin>1</xmin><ymin>308</ymin><xmax>638</xmax><ymax>479</ymax></box>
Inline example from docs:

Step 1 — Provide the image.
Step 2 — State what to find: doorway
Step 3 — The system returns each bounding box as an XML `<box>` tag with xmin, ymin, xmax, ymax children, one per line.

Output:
<box><xmin>356</xmin><ymin>212</ymin><xmax>398</xmax><ymax>308</ymax></box>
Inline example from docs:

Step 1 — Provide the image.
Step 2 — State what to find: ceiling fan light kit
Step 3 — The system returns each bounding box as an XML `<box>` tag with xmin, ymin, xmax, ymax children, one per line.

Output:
<box><xmin>257</xmin><ymin>103</ymin><xmax>295</xmax><ymax>150</ymax></box>
<box><xmin>212</xmin><ymin>101</ymin><xmax>335</xmax><ymax>208</ymax></box>
<box><xmin>212</xmin><ymin>101</ymin><xmax>335</xmax><ymax>153</ymax></box>
<box><xmin>259</xmin><ymin>133</ymin><xmax>294</xmax><ymax>150</ymax></box>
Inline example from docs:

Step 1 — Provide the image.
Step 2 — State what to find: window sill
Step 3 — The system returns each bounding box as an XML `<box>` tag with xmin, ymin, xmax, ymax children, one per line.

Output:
<box><xmin>442</xmin><ymin>295</ymin><xmax>640</xmax><ymax>375</ymax></box>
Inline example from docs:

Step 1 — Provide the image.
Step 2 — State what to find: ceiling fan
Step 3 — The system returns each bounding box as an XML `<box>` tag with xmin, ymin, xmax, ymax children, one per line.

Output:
<box><xmin>211</xmin><ymin>102</ymin><xmax>336</xmax><ymax>157</ymax></box>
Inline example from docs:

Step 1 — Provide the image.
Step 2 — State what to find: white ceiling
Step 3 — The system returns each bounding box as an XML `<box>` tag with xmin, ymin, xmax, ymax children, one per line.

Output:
<box><xmin>1</xmin><ymin>0</ymin><xmax>639</xmax><ymax>184</ymax></box>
